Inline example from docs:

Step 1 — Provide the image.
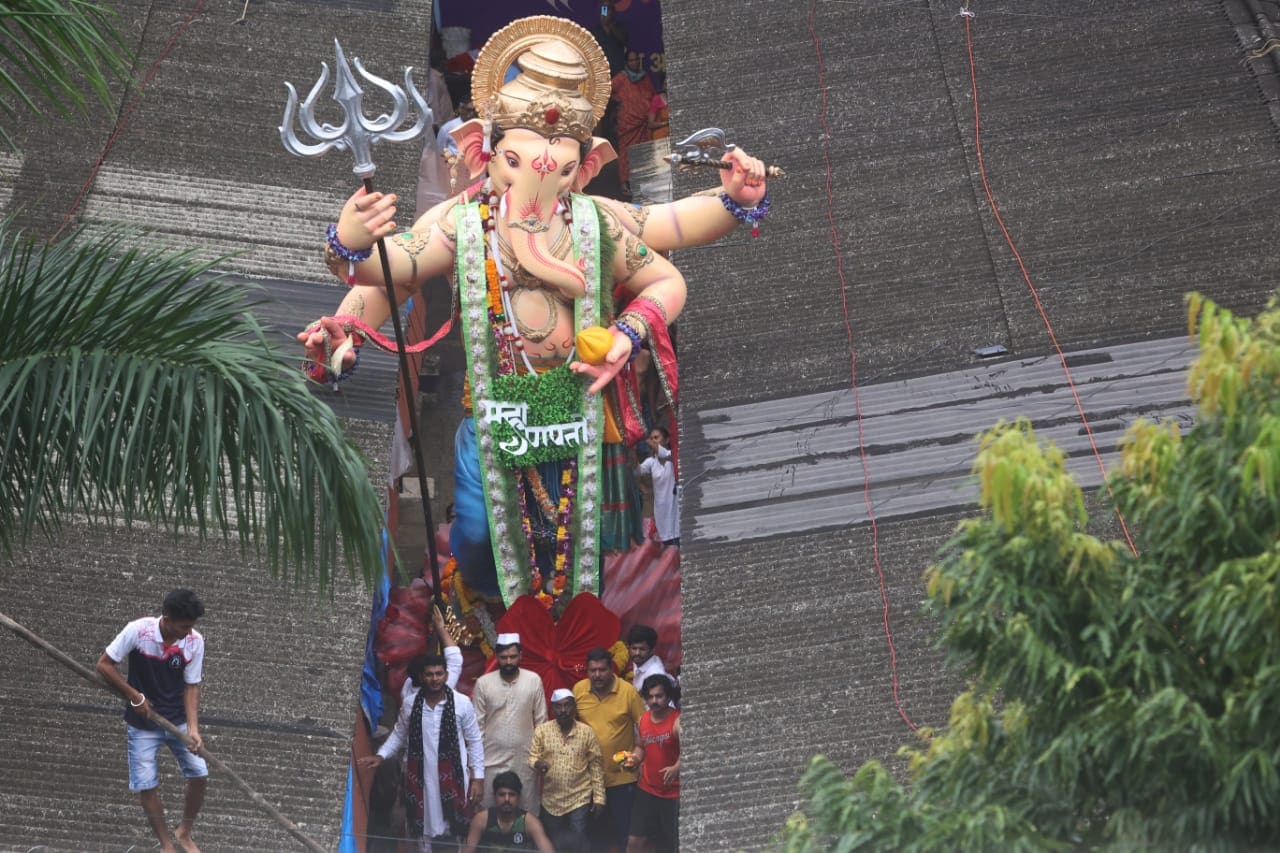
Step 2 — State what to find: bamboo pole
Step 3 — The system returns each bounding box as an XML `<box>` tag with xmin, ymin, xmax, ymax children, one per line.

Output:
<box><xmin>0</xmin><ymin>610</ymin><xmax>328</xmax><ymax>853</ymax></box>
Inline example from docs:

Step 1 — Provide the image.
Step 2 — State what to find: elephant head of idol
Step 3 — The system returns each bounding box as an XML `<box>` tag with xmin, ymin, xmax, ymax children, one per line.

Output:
<box><xmin>451</xmin><ymin>16</ymin><xmax>617</xmax><ymax>299</ymax></box>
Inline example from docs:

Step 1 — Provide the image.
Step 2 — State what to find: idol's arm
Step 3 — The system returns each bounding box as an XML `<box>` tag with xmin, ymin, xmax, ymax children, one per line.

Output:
<box><xmin>332</xmin><ymin>189</ymin><xmax>459</xmax><ymax>294</ymax></box>
<box><xmin>594</xmin><ymin>148</ymin><xmax>769</xmax><ymax>252</ymax></box>
<box><xmin>298</xmin><ymin>192</ymin><xmax>460</xmax><ymax>374</ymax></box>
<box><xmin>569</xmin><ymin>231</ymin><xmax>686</xmax><ymax>394</ymax></box>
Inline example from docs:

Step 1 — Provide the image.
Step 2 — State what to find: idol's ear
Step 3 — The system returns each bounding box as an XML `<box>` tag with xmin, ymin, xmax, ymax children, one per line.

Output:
<box><xmin>452</xmin><ymin>119</ymin><xmax>491</xmax><ymax>179</ymax></box>
<box><xmin>574</xmin><ymin>137</ymin><xmax>618</xmax><ymax>191</ymax></box>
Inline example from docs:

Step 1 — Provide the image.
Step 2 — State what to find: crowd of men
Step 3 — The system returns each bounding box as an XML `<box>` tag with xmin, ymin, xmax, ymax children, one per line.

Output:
<box><xmin>361</xmin><ymin>611</ymin><xmax>682</xmax><ymax>852</ymax></box>
<box><xmin>100</xmin><ymin>591</ymin><xmax>681</xmax><ymax>852</ymax></box>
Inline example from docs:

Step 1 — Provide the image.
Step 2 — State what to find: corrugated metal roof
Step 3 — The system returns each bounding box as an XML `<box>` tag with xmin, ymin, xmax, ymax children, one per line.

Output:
<box><xmin>689</xmin><ymin>336</ymin><xmax>1193</xmax><ymax>542</ymax></box>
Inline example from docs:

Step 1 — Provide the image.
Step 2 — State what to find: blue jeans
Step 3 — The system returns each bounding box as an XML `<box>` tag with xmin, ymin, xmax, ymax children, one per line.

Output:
<box><xmin>126</xmin><ymin>722</ymin><xmax>207</xmax><ymax>791</ymax></box>
<box><xmin>541</xmin><ymin>803</ymin><xmax>590</xmax><ymax>853</ymax></box>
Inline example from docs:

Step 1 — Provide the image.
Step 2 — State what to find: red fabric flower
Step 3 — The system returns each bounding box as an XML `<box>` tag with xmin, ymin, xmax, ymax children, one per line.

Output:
<box><xmin>488</xmin><ymin>592</ymin><xmax>621</xmax><ymax>709</ymax></box>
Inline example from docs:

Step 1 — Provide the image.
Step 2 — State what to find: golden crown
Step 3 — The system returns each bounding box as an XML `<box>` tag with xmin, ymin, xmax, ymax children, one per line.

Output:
<box><xmin>472</xmin><ymin>16</ymin><xmax>611</xmax><ymax>145</ymax></box>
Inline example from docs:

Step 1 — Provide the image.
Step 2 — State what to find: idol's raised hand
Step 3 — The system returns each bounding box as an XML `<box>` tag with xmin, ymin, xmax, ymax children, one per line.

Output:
<box><xmin>336</xmin><ymin>185</ymin><xmax>398</xmax><ymax>250</ymax></box>
<box><xmin>720</xmin><ymin>147</ymin><xmax>767</xmax><ymax>207</ymax></box>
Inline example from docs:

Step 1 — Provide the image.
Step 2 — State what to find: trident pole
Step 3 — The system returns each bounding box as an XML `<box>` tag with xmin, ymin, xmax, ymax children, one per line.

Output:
<box><xmin>280</xmin><ymin>40</ymin><xmax>442</xmax><ymax>596</ymax></box>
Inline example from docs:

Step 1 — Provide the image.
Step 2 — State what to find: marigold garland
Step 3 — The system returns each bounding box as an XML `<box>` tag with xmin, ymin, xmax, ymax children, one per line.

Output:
<box><xmin>551</xmin><ymin>462</ymin><xmax>574</xmax><ymax>603</ymax></box>
<box><xmin>438</xmin><ymin>555</ymin><xmax>457</xmax><ymax>595</ymax></box>
<box><xmin>485</xmin><ymin>255</ymin><xmax>503</xmax><ymax>316</ymax></box>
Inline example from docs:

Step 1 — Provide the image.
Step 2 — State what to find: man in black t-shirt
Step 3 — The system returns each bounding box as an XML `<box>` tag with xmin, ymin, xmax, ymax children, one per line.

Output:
<box><xmin>461</xmin><ymin>771</ymin><xmax>555</xmax><ymax>853</ymax></box>
<box><xmin>97</xmin><ymin>589</ymin><xmax>207</xmax><ymax>853</ymax></box>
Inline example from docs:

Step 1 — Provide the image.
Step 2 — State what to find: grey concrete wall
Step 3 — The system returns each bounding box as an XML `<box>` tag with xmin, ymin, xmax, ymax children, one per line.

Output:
<box><xmin>7</xmin><ymin>0</ymin><xmax>429</xmax><ymax>270</ymax></box>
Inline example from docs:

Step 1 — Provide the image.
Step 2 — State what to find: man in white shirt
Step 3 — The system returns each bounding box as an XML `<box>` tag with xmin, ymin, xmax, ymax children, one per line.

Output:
<box><xmin>634</xmin><ymin>426</ymin><xmax>680</xmax><ymax>546</ymax></box>
<box><xmin>96</xmin><ymin>589</ymin><xmax>208</xmax><ymax>853</ymax></box>
<box><xmin>471</xmin><ymin>633</ymin><xmax>547</xmax><ymax>812</ymax></box>
<box><xmin>400</xmin><ymin>604</ymin><xmax>464</xmax><ymax>704</ymax></box>
<box><xmin>361</xmin><ymin>644</ymin><xmax>484</xmax><ymax>848</ymax></box>
<box><xmin>626</xmin><ymin>624</ymin><xmax>669</xmax><ymax>695</ymax></box>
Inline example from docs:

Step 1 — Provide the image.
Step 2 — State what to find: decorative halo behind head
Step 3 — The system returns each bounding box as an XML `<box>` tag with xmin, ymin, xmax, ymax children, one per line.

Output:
<box><xmin>472</xmin><ymin>15</ymin><xmax>611</xmax><ymax>144</ymax></box>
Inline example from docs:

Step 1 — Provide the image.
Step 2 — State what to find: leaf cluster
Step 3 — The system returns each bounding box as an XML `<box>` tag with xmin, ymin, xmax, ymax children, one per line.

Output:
<box><xmin>782</xmin><ymin>292</ymin><xmax>1280</xmax><ymax>850</ymax></box>
<box><xmin>0</xmin><ymin>0</ymin><xmax>132</xmax><ymax>150</ymax></box>
<box><xmin>0</xmin><ymin>226</ymin><xmax>388</xmax><ymax>589</ymax></box>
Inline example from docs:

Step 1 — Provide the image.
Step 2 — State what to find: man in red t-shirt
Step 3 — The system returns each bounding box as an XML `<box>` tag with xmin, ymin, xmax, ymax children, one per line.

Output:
<box><xmin>627</xmin><ymin>674</ymin><xmax>681</xmax><ymax>852</ymax></box>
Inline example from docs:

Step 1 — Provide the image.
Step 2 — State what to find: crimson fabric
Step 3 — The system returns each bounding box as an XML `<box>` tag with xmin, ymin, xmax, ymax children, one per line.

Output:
<box><xmin>486</xmin><ymin>593</ymin><xmax>622</xmax><ymax>709</ymax></box>
<box><xmin>375</xmin><ymin>582</ymin><xmax>434</xmax><ymax>697</ymax></box>
<box><xmin>602</xmin><ymin>542</ymin><xmax>682</xmax><ymax>671</ymax></box>
<box><xmin>609</xmin><ymin>72</ymin><xmax>656</xmax><ymax>184</ymax></box>
<box><xmin>612</xmin><ymin>295</ymin><xmax>679</xmax><ymax>477</ymax></box>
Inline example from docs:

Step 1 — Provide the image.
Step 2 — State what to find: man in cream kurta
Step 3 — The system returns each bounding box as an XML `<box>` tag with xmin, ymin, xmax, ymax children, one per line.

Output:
<box><xmin>472</xmin><ymin>633</ymin><xmax>548</xmax><ymax>812</ymax></box>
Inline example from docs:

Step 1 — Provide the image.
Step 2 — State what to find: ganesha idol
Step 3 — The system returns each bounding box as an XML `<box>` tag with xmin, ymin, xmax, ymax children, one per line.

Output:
<box><xmin>299</xmin><ymin>16</ymin><xmax>769</xmax><ymax>612</ymax></box>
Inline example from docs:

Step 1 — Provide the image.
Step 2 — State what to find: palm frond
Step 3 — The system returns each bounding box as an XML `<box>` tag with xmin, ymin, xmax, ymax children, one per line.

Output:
<box><xmin>0</xmin><ymin>0</ymin><xmax>133</xmax><ymax>149</ymax></box>
<box><xmin>0</xmin><ymin>226</ymin><xmax>387</xmax><ymax>589</ymax></box>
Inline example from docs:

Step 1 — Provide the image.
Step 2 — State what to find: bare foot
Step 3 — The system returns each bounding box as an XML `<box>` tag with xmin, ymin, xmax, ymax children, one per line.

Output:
<box><xmin>174</xmin><ymin>827</ymin><xmax>202</xmax><ymax>853</ymax></box>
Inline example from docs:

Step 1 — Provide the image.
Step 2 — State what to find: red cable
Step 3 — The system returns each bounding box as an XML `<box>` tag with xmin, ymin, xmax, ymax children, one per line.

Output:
<box><xmin>961</xmin><ymin>9</ymin><xmax>1139</xmax><ymax>557</ymax></box>
<box><xmin>53</xmin><ymin>0</ymin><xmax>208</xmax><ymax>240</ymax></box>
<box><xmin>807</xmin><ymin>2</ymin><xmax>919</xmax><ymax>733</ymax></box>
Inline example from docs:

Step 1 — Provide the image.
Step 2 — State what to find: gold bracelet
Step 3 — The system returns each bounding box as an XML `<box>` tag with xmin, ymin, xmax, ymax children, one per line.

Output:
<box><xmin>617</xmin><ymin>310</ymin><xmax>651</xmax><ymax>342</ymax></box>
<box><xmin>636</xmin><ymin>295</ymin><xmax>669</xmax><ymax>325</ymax></box>
<box><xmin>323</xmin><ymin>243</ymin><xmax>348</xmax><ymax>283</ymax></box>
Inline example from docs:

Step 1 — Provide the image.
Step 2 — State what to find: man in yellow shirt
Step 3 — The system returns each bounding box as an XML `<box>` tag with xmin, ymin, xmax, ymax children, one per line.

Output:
<box><xmin>529</xmin><ymin>688</ymin><xmax>604</xmax><ymax>853</ymax></box>
<box><xmin>574</xmin><ymin>647</ymin><xmax>646</xmax><ymax>851</ymax></box>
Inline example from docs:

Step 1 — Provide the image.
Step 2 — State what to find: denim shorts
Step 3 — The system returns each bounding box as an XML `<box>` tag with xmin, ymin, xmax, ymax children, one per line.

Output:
<box><xmin>126</xmin><ymin>723</ymin><xmax>207</xmax><ymax>791</ymax></box>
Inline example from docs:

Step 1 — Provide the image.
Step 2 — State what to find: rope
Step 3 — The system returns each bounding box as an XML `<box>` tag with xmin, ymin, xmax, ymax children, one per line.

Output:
<box><xmin>960</xmin><ymin>3</ymin><xmax>1140</xmax><ymax>557</ymax></box>
<box><xmin>53</xmin><ymin>0</ymin><xmax>208</xmax><ymax>241</ymax></box>
<box><xmin>807</xmin><ymin>0</ymin><xmax>920</xmax><ymax>734</ymax></box>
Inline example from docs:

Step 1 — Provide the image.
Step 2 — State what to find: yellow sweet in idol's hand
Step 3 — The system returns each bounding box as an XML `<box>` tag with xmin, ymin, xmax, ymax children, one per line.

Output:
<box><xmin>575</xmin><ymin>325</ymin><xmax>614</xmax><ymax>366</ymax></box>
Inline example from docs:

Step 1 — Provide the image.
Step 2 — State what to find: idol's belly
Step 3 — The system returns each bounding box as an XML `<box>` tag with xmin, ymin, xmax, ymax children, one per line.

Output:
<box><xmin>509</xmin><ymin>285</ymin><xmax>577</xmax><ymax>360</ymax></box>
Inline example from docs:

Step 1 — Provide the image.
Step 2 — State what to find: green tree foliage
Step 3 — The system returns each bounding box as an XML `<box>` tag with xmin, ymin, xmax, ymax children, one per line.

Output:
<box><xmin>0</xmin><ymin>227</ymin><xmax>387</xmax><ymax>588</ymax></box>
<box><xmin>782</xmin><ymin>291</ymin><xmax>1280</xmax><ymax>851</ymax></box>
<box><xmin>0</xmin><ymin>0</ymin><xmax>131</xmax><ymax>150</ymax></box>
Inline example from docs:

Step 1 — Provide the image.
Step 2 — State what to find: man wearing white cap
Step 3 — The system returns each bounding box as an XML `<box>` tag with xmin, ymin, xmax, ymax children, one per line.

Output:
<box><xmin>472</xmin><ymin>633</ymin><xmax>547</xmax><ymax>812</ymax></box>
<box><xmin>529</xmin><ymin>689</ymin><xmax>605</xmax><ymax>853</ymax></box>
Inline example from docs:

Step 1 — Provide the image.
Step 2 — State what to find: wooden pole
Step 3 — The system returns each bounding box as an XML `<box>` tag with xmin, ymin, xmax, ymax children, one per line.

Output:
<box><xmin>362</xmin><ymin>173</ymin><xmax>442</xmax><ymax>602</ymax></box>
<box><xmin>0</xmin><ymin>610</ymin><xmax>329</xmax><ymax>853</ymax></box>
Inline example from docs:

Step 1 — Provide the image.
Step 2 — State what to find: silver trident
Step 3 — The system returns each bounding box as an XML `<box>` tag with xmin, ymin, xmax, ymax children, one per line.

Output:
<box><xmin>277</xmin><ymin>40</ymin><xmax>445</xmax><ymax>596</ymax></box>
<box><xmin>279</xmin><ymin>39</ymin><xmax>431</xmax><ymax>177</ymax></box>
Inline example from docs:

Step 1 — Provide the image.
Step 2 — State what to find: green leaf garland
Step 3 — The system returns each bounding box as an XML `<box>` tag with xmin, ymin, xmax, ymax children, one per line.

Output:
<box><xmin>486</xmin><ymin>364</ymin><xmax>589</xmax><ymax>468</ymax></box>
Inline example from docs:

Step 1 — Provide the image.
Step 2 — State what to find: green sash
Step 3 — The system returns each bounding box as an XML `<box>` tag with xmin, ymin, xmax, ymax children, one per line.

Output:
<box><xmin>456</xmin><ymin>194</ymin><xmax>605</xmax><ymax>607</ymax></box>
